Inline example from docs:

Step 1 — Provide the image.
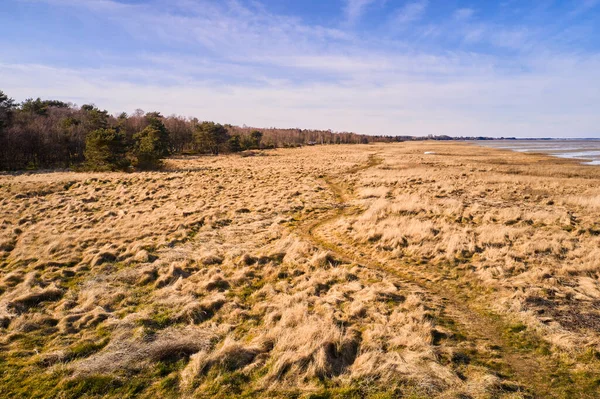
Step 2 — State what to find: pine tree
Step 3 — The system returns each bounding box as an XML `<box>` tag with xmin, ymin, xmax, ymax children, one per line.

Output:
<box><xmin>0</xmin><ymin>90</ymin><xmax>15</xmax><ymax>134</ymax></box>
<box><xmin>250</xmin><ymin>130</ymin><xmax>263</xmax><ymax>149</ymax></box>
<box><xmin>228</xmin><ymin>135</ymin><xmax>243</xmax><ymax>152</ymax></box>
<box><xmin>132</xmin><ymin>126</ymin><xmax>164</xmax><ymax>170</ymax></box>
<box><xmin>84</xmin><ymin>128</ymin><xmax>130</xmax><ymax>171</ymax></box>
<box><xmin>145</xmin><ymin>112</ymin><xmax>170</xmax><ymax>156</ymax></box>
<box><xmin>194</xmin><ymin>122</ymin><xmax>230</xmax><ymax>155</ymax></box>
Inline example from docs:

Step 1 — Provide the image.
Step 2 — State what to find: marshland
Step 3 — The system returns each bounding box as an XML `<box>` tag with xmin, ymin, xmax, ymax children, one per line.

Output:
<box><xmin>3</xmin><ymin>0</ymin><xmax>600</xmax><ymax>397</ymax></box>
<box><xmin>1</xmin><ymin>142</ymin><xmax>599</xmax><ymax>398</ymax></box>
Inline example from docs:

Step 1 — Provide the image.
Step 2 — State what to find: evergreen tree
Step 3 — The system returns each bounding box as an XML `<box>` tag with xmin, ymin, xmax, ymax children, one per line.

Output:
<box><xmin>0</xmin><ymin>90</ymin><xmax>15</xmax><ymax>133</ymax></box>
<box><xmin>0</xmin><ymin>91</ymin><xmax>16</xmax><ymax>170</ymax></box>
<box><xmin>145</xmin><ymin>112</ymin><xmax>170</xmax><ymax>156</ymax></box>
<box><xmin>84</xmin><ymin>128</ymin><xmax>129</xmax><ymax>171</ymax></box>
<box><xmin>250</xmin><ymin>130</ymin><xmax>263</xmax><ymax>149</ymax></box>
<box><xmin>81</xmin><ymin>104</ymin><xmax>109</xmax><ymax>131</ymax></box>
<box><xmin>21</xmin><ymin>98</ymin><xmax>68</xmax><ymax>116</ymax></box>
<box><xmin>228</xmin><ymin>135</ymin><xmax>243</xmax><ymax>152</ymax></box>
<box><xmin>132</xmin><ymin>126</ymin><xmax>164</xmax><ymax>170</ymax></box>
<box><xmin>194</xmin><ymin>122</ymin><xmax>230</xmax><ymax>155</ymax></box>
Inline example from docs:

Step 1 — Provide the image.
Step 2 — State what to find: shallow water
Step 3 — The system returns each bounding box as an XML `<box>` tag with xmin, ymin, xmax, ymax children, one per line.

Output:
<box><xmin>476</xmin><ymin>140</ymin><xmax>600</xmax><ymax>165</ymax></box>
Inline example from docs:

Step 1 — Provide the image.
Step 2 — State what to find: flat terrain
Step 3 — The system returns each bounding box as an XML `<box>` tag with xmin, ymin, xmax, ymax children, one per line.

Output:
<box><xmin>1</xmin><ymin>142</ymin><xmax>599</xmax><ymax>398</ymax></box>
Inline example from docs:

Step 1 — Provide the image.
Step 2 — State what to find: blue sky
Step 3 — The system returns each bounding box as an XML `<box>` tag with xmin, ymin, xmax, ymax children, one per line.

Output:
<box><xmin>0</xmin><ymin>0</ymin><xmax>599</xmax><ymax>137</ymax></box>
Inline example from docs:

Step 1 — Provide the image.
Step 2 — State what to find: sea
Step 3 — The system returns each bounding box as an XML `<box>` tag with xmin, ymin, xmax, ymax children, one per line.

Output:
<box><xmin>476</xmin><ymin>140</ymin><xmax>600</xmax><ymax>165</ymax></box>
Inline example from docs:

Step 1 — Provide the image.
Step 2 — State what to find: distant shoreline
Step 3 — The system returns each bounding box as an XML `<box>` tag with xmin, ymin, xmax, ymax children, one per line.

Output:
<box><xmin>475</xmin><ymin>139</ymin><xmax>600</xmax><ymax>166</ymax></box>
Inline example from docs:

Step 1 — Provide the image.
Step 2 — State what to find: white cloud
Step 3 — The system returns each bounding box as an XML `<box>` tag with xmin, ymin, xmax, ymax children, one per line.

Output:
<box><xmin>393</xmin><ymin>0</ymin><xmax>429</xmax><ymax>25</ymax></box>
<box><xmin>344</xmin><ymin>0</ymin><xmax>378</xmax><ymax>24</ymax></box>
<box><xmin>5</xmin><ymin>0</ymin><xmax>600</xmax><ymax>137</ymax></box>
<box><xmin>2</xmin><ymin>51</ymin><xmax>599</xmax><ymax>137</ymax></box>
<box><xmin>569</xmin><ymin>0</ymin><xmax>600</xmax><ymax>16</ymax></box>
<box><xmin>490</xmin><ymin>28</ymin><xmax>532</xmax><ymax>50</ymax></box>
<box><xmin>463</xmin><ymin>26</ymin><xmax>486</xmax><ymax>43</ymax></box>
<box><xmin>454</xmin><ymin>8</ymin><xmax>475</xmax><ymax>21</ymax></box>
<box><xmin>21</xmin><ymin>0</ymin><xmax>133</xmax><ymax>11</ymax></box>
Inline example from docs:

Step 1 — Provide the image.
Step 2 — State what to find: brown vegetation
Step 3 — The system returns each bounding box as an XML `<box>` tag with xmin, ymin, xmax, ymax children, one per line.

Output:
<box><xmin>0</xmin><ymin>143</ymin><xmax>599</xmax><ymax>398</ymax></box>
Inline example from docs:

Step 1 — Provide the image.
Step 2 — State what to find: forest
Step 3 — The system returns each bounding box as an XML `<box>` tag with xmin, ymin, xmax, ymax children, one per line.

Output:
<box><xmin>0</xmin><ymin>90</ymin><xmax>402</xmax><ymax>171</ymax></box>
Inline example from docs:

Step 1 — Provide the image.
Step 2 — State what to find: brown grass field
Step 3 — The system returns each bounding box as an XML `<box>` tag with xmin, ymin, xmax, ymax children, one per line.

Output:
<box><xmin>1</xmin><ymin>142</ymin><xmax>599</xmax><ymax>398</ymax></box>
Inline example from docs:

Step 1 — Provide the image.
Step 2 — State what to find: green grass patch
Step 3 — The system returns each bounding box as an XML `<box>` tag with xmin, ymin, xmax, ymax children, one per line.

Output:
<box><xmin>66</xmin><ymin>338</ymin><xmax>110</xmax><ymax>360</ymax></box>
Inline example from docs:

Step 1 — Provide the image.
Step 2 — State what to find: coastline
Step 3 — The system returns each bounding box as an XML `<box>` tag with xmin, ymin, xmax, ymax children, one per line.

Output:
<box><xmin>472</xmin><ymin>139</ymin><xmax>600</xmax><ymax>166</ymax></box>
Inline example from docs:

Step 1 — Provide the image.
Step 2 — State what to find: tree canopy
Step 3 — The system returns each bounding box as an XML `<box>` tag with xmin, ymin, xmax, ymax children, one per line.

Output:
<box><xmin>0</xmin><ymin>89</ymin><xmax>400</xmax><ymax>171</ymax></box>
<box><xmin>194</xmin><ymin>122</ymin><xmax>230</xmax><ymax>155</ymax></box>
<box><xmin>133</xmin><ymin>126</ymin><xmax>165</xmax><ymax>170</ymax></box>
<box><xmin>250</xmin><ymin>130</ymin><xmax>263</xmax><ymax>149</ymax></box>
<box><xmin>84</xmin><ymin>128</ymin><xmax>130</xmax><ymax>171</ymax></box>
<box><xmin>0</xmin><ymin>90</ymin><xmax>15</xmax><ymax>133</ymax></box>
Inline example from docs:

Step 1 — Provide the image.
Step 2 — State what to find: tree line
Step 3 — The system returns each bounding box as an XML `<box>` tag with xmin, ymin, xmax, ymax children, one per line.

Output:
<box><xmin>0</xmin><ymin>90</ymin><xmax>405</xmax><ymax>171</ymax></box>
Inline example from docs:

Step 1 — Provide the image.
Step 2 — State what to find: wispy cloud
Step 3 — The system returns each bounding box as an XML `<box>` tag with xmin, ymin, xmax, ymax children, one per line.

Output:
<box><xmin>4</xmin><ymin>0</ymin><xmax>600</xmax><ymax>137</ymax></box>
<box><xmin>393</xmin><ymin>0</ymin><xmax>429</xmax><ymax>25</ymax></box>
<box><xmin>569</xmin><ymin>0</ymin><xmax>600</xmax><ymax>16</ymax></box>
<box><xmin>22</xmin><ymin>0</ymin><xmax>133</xmax><ymax>11</ymax></box>
<box><xmin>343</xmin><ymin>0</ymin><xmax>378</xmax><ymax>24</ymax></box>
<box><xmin>454</xmin><ymin>8</ymin><xmax>475</xmax><ymax>21</ymax></box>
<box><xmin>2</xmin><ymin>54</ymin><xmax>599</xmax><ymax>137</ymax></box>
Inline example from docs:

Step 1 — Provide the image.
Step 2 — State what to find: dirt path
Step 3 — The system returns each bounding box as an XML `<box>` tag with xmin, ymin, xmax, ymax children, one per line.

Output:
<box><xmin>293</xmin><ymin>154</ymin><xmax>593</xmax><ymax>399</ymax></box>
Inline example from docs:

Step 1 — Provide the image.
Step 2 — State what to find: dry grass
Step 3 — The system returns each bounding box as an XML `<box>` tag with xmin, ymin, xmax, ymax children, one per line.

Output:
<box><xmin>328</xmin><ymin>143</ymin><xmax>600</xmax><ymax>349</ymax></box>
<box><xmin>0</xmin><ymin>143</ymin><xmax>599</xmax><ymax>397</ymax></box>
